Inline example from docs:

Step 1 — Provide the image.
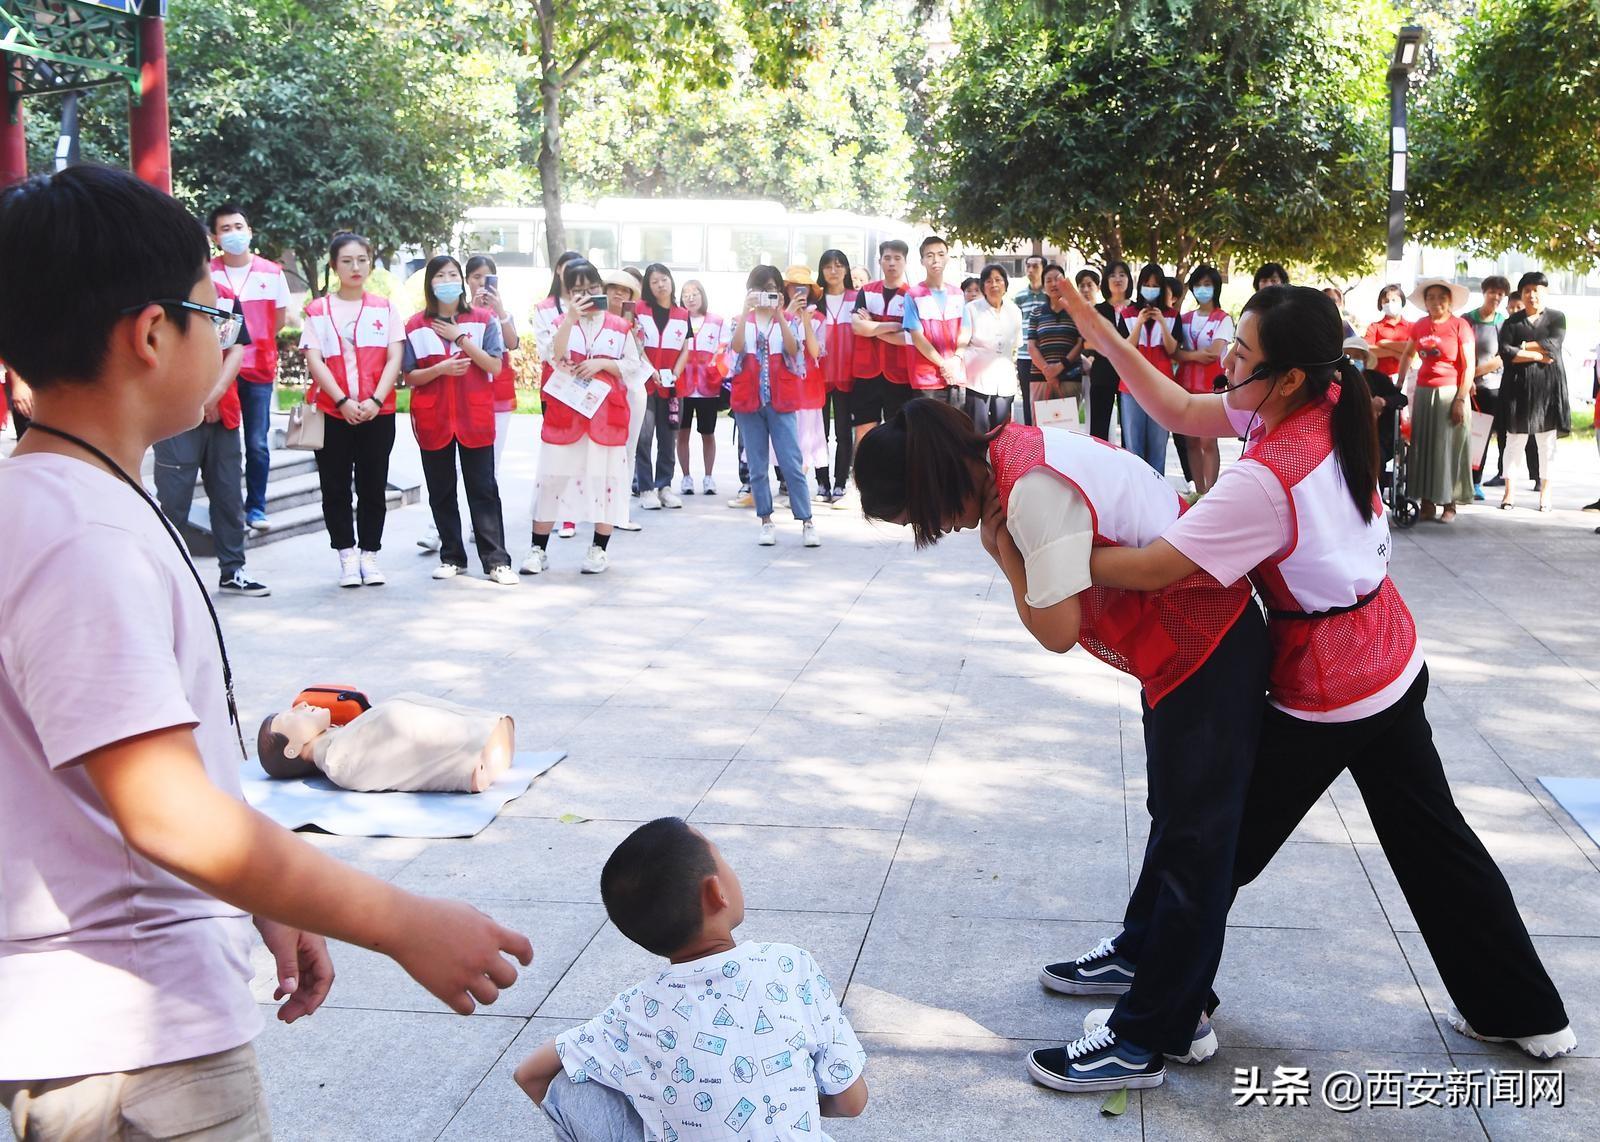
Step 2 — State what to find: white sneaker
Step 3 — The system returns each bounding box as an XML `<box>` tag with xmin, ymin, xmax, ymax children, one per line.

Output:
<box><xmin>556</xmin><ymin>522</ymin><xmax>577</xmax><ymax>538</ymax></box>
<box><xmin>727</xmin><ymin>490</ymin><xmax>754</xmax><ymax>509</ymax></box>
<box><xmin>519</xmin><ymin>548</ymin><xmax>549</xmax><ymax>575</ymax></box>
<box><xmin>803</xmin><ymin>521</ymin><xmax>821</xmax><ymax>548</ymax></box>
<box><xmin>359</xmin><ymin>551</ymin><xmax>385</xmax><ymax>586</ymax></box>
<box><xmin>488</xmin><ymin>565</ymin><xmax>519</xmax><ymax>586</ymax></box>
<box><xmin>658</xmin><ymin>487</ymin><xmax>683</xmax><ymax>509</ymax></box>
<box><xmin>1084</xmin><ymin>1008</ymin><xmax>1217</xmax><ymax>1065</ymax></box>
<box><xmin>615</xmin><ymin>519</ymin><xmax>642</xmax><ymax>532</ymax></box>
<box><xmin>681</xmin><ymin>476</ymin><xmax>695</xmax><ymax>495</ymax></box>
<box><xmin>1447</xmin><ymin>1008</ymin><xmax>1577</xmax><ymax>1059</ymax></box>
<box><xmin>338</xmin><ymin>548</ymin><xmax>361</xmax><ymax>588</ymax></box>
<box><xmin>581</xmin><ymin>545</ymin><xmax>609</xmax><ymax>574</ymax></box>
<box><xmin>431</xmin><ymin>563</ymin><xmax>460</xmax><ymax>579</ymax></box>
<box><xmin>758</xmin><ymin>522</ymin><xmax>777</xmax><ymax>546</ymax></box>
<box><xmin>640</xmin><ymin>488</ymin><xmax>662</xmax><ymax>510</ymax></box>
<box><xmin>703</xmin><ymin>475</ymin><xmax>717</xmax><ymax>496</ymax></box>
<box><xmin>417</xmin><ymin>526</ymin><xmax>441</xmax><ymax>552</ymax></box>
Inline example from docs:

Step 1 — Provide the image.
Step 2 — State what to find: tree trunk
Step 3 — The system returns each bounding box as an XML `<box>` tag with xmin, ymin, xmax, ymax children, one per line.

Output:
<box><xmin>537</xmin><ymin>0</ymin><xmax>567</xmax><ymax>265</ymax></box>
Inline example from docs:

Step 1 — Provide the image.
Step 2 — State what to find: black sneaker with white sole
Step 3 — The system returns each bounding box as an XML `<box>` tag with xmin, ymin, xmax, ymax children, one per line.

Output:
<box><xmin>1040</xmin><ymin>934</ymin><xmax>1136</xmax><ymax>995</ymax></box>
<box><xmin>218</xmin><ymin>570</ymin><xmax>270</xmax><ymax>597</ymax></box>
<box><xmin>1026</xmin><ymin>1025</ymin><xmax>1165</xmax><ymax>1093</ymax></box>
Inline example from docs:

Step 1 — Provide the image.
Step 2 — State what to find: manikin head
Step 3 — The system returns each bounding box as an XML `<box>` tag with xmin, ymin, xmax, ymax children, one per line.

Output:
<box><xmin>600</xmin><ymin>817</ymin><xmax>746</xmax><ymax>960</ymax></box>
<box><xmin>256</xmin><ymin>703</ymin><xmax>333</xmax><ymax>778</ymax></box>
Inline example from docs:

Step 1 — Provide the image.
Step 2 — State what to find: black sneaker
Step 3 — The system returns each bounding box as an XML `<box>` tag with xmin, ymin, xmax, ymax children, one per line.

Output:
<box><xmin>1483</xmin><ymin>474</ymin><xmax>1505</xmax><ymax>487</ymax></box>
<box><xmin>1040</xmin><ymin>935</ymin><xmax>1135</xmax><ymax>995</ymax></box>
<box><xmin>1026</xmin><ymin>1026</ymin><xmax>1165</xmax><ymax>1093</ymax></box>
<box><xmin>1582</xmin><ymin>498</ymin><xmax>1600</xmax><ymax>512</ymax></box>
<box><xmin>219</xmin><ymin>570</ymin><xmax>270</xmax><ymax>597</ymax></box>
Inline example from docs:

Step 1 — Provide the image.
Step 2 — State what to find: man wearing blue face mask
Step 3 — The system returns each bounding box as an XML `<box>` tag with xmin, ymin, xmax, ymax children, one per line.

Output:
<box><xmin>208</xmin><ymin>204</ymin><xmax>293</xmax><ymax>532</ymax></box>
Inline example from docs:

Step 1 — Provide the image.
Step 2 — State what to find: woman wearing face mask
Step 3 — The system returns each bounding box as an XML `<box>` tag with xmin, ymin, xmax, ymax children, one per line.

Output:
<box><xmin>674</xmin><ymin>278</ymin><xmax>727</xmax><ymax>496</ymax></box>
<box><xmin>1498</xmin><ymin>271</ymin><xmax>1570</xmax><ymax>512</ymax></box>
<box><xmin>1173</xmin><ymin>266</ymin><xmax>1233</xmax><ymax>493</ymax></box>
<box><xmin>853</xmin><ymin>398</ymin><xmax>1263</xmax><ymax>1093</ymax></box>
<box><xmin>1087</xmin><ymin>261</ymin><xmax>1132</xmax><ymax>441</ymax></box>
<box><xmin>1118</xmin><ymin>263</ymin><xmax>1180</xmax><ymax>473</ymax></box>
<box><xmin>1053</xmin><ymin>282</ymin><xmax>1576</xmax><ymax>1066</ymax></box>
<box><xmin>1404</xmin><ymin>278</ymin><xmax>1475</xmax><ymax>523</ymax></box>
<box><xmin>1364</xmin><ymin>285</ymin><xmax>1414</xmax><ymax>383</ymax></box>
<box><xmin>522</xmin><ymin>259</ymin><xmax>647</xmax><ymax>576</ymax></box>
<box><xmin>957</xmin><ymin>263</ymin><xmax>1023</xmax><ymax>433</ymax></box>
<box><xmin>300</xmin><ymin>232</ymin><xmax>405</xmax><ymax>588</ymax></box>
<box><xmin>403</xmin><ymin>255</ymin><xmax>512</xmax><ymax>583</ymax></box>
<box><xmin>815</xmin><ymin>249</ymin><xmax>858</xmax><ymax>504</ymax></box>
<box><xmin>635</xmin><ymin>263</ymin><xmax>688</xmax><ymax>509</ymax></box>
<box><xmin>465</xmin><ymin>255</ymin><xmax>520</xmax><ymax>474</ymax></box>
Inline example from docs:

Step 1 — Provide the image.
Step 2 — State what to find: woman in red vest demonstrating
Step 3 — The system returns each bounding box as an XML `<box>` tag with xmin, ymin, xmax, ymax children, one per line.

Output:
<box><xmin>403</xmin><ymin>255</ymin><xmax>512</xmax><ymax>584</ymax></box>
<box><xmin>1058</xmin><ymin>284</ymin><xmax>1574</xmax><ymax>1061</ymax></box>
<box><xmin>854</xmin><ymin>399</ymin><xmax>1266</xmax><ymax>1094</ymax></box>
<box><xmin>465</xmin><ymin>255</ymin><xmax>521</xmax><ymax>475</ymax></box>
<box><xmin>522</xmin><ymin>259</ymin><xmax>646</xmax><ymax>577</ymax></box>
<box><xmin>816</xmin><ymin>249</ymin><xmax>857</xmax><ymax>504</ymax></box>
<box><xmin>634</xmin><ymin>263</ymin><xmax>689</xmax><ymax>510</ymax></box>
<box><xmin>301</xmin><ymin>232</ymin><xmax>405</xmax><ymax>588</ymax></box>
<box><xmin>674</xmin><ymin>278</ymin><xmax>727</xmax><ymax>496</ymax></box>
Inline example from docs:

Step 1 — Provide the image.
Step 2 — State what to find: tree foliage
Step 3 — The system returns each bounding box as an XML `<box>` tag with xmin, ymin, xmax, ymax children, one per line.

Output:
<box><xmin>918</xmin><ymin>0</ymin><xmax>1395</xmax><ymax>276</ymax></box>
<box><xmin>1412</xmin><ymin>0</ymin><xmax>1600</xmax><ymax>269</ymax></box>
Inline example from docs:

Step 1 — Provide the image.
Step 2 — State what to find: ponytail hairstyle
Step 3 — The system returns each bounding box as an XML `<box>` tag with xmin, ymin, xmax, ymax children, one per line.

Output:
<box><xmin>1241</xmin><ymin>285</ymin><xmax>1380</xmax><ymax>522</ymax></box>
<box><xmin>855</xmin><ymin>397</ymin><xmax>998</xmax><ymax>548</ymax></box>
<box><xmin>548</xmin><ymin>249</ymin><xmax>582</xmax><ymax>299</ymax></box>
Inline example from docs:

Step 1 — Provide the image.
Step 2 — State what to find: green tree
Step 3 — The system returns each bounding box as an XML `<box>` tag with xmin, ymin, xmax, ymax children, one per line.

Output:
<box><xmin>1412</xmin><ymin>0</ymin><xmax>1600</xmax><ymax>269</ymax></box>
<box><xmin>919</xmin><ymin>0</ymin><xmax>1396</xmax><ymax>277</ymax></box>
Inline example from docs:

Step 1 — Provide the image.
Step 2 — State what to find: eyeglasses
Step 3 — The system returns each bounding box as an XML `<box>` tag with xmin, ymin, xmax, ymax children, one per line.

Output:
<box><xmin>120</xmin><ymin>299</ymin><xmax>242</xmax><ymax>349</ymax></box>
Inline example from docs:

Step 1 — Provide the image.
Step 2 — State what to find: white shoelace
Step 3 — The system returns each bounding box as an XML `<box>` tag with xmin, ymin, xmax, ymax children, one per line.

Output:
<box><xmin>1065</xmin><ymin>1024</ymin><xmax>1117</xmax><ymax>1060</ymax></box>
<box><xmin>1075</xmin><ymin>935</ymin><xmax>1118</xmax><ymax>965</ymax></box>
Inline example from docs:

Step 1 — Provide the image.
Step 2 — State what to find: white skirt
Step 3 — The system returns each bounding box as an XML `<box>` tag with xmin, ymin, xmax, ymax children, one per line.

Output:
<box><xmin>531</xmin><ymin>435</ymin><xmax>631</xmax><ymax>526</ymax></box>
<box><xmin>797</xmin><ymin>408</ymin><xmax>827</xmax><ymax>469</ymax></box>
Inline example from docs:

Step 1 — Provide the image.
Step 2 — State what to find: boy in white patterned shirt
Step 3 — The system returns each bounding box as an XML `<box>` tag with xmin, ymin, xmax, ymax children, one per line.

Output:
<box><xmin>516</xmin><ymin>818</ymin><xmax>868</xmax><ymax>1141</ymax></box>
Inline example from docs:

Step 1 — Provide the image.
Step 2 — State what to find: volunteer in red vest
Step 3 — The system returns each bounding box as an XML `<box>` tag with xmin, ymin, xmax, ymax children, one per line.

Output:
<box><xmin>207</xmin><ymin>202</ymin><xmax>292</xmax><ymax>533</ymax></box>
<box><xmin>729</xmin><ymin>264</ymin><xmax>819</xmax><ymax>549</ymax></box>
<box><xmin>1172</xmin><ymin>264</ymin><xmax>1233</xmax><ymax>493</ymax></box>
<box><xmin>853</xmin><ymin>398</ymin><xmax>1264</xmax><ymax>1094</ymax></box>
<box><xmin>403</xmin><ymin>255</ymin><xmax>513</xmax><ymax>585</ymax></box>
<box><xmin>901</xmin><ymin>235</ymin><xmax>966</xmax><ymax>403</ymax></box>
<box><xmin>300</xmin><ymin>232</ymin><xmax>404</xmax><ymax>588</ymax></box>
<box><xmin>815</xmin><ymin>248</ymin><xmax>857</xmax><ymax>504</ymax></box>
<box><xmin>674</xmin><ymin>278</ymin><xmax>727</xmax><ymax>496</ymax></box>
<box><xmin>634</xmin><ymin>263</ymin><xmax>689</xmax><ymax>510</ymax></box>
<box><xmin>466</xmin><ymin>254</ymin><xmax>521</xmax><ymax>473</ymax></box>
<box><xmin>1118</xmin><ymin>262</ymin><xmax>1179</xmax><ymax>474</ymax></box>
<box><xmin>1059</xmin><ymin>283</ymin><xmax>1575</xmax><ymax>1063</ymax></box>
<box><xmin>849</xmin><ymin>238</ymin><xmax>913</xmax><ymax>442</ymax></box>
<box><xmin>522</xmin><ymin>259</ymin><xmax>645</xmax><ymax>577</ymax></box>
<box><xmin>151</xmin><ymin>282</ymin><xmax>269</xmax><ymax>597</ymax></box>
<box><xmin>528</xmin><ymin>251</ymin><xmax>587</xmax><ymax>541</ymax></box>
<box><xmin>784</xmin><ymin>264</ymin><xmax>830</xmax><ymax>503</ymax></box>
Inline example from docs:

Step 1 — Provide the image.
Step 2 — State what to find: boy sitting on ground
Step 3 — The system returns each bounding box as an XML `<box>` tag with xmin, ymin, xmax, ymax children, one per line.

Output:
<box><xmin>515</xmin><ymin>818</ymin><xmax>868</xmax><ymax>1140</ymax></box>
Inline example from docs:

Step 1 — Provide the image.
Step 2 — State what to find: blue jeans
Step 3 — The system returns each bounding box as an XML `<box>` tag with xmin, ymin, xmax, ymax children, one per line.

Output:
<box><xmin>734</xmin><ymin>404</ymin><xmax>811</xmax><ymax>521</ymax></box>
<box><xmin>1119</xmin><ymin>390</ymin><xmax>1169</xmax><ymax>475</ymax></box>
<box><xmin>237</xmin><ymin>378</ymin><xmax>275</xmax><ymax>515</ymax></box>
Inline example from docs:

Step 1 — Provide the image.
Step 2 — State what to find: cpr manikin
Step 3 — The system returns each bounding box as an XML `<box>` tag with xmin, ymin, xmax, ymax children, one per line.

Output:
<box><xmin>258</xmin><ymin>694</ymin><xmax>514</xmax><ymax>793</ymax></box>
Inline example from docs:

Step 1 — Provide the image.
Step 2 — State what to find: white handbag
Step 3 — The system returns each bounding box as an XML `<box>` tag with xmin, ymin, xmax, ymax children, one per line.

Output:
<box><xmin>1034</xmin><ymin>396</ymin><xmax>1081</xmax><ymax>430</ymax></box>
<box><xmin>285</xmin><ymin>395</ymin><xmax>325</xmax><ymax>451</ymax></box>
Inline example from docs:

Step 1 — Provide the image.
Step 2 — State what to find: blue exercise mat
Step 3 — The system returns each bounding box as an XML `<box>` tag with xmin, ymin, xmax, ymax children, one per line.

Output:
<box><xmin>1539</xmin><ymin>777</ymin><xmax>1600</xmax><ymax>848</ymax></box>
<box><xmin>241</xmin><ymin>750</ymin><xmax>565</xmax><ymax>838</ymax></box>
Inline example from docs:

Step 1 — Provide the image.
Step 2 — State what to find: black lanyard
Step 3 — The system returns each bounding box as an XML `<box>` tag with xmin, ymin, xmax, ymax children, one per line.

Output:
<box><xmin>27</xmin><ymin>423</ymin><xmax>248</xmax><ymax>759</ymax></box>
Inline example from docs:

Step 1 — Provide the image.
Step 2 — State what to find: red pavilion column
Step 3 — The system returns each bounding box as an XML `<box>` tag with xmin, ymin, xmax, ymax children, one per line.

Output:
<box><xmin>1</xmin><ymin>58</ymin><xmax>24</xmax><ymax>189</ymax></box>
<box><xmin>128</xmin><ymin>16</ymin><xmax>171</xmax><ymax>193</ymax></box>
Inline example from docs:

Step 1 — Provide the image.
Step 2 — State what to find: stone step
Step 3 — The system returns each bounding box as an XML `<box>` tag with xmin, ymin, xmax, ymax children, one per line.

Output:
<box><xmin>181</xmin><ymin>486</ymin><xmax>410</xmax><ymax>557</ymax></box>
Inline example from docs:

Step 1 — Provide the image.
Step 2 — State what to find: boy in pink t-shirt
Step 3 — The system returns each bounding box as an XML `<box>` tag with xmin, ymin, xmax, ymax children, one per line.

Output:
<box><xmin>0</xmin><ymin>166</ymin><xmax>533</xmax><ymax>1136</ymax></box>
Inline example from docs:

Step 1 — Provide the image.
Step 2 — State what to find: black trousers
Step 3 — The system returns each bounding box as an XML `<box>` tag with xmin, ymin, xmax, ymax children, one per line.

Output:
<box><xmin>963</xmin><ymin>388</ymin><xmax>1014</xmax><ymax>434</ymax></box>
<box><xmin>1107</xmin><ymin>605</ymin><xmax>1269</xmax><ymax>1056</ymax></box>
<box><xmin>1014</xmin><ymin>360</ymin><xmax>1034</xmax><ymax>426</ymax></box>
<box><xmin>420</xmin><ymin>440</ymin><xmax>509</xmax><ymax>572</ymax></box>
<box><xmin>315</xmin><ymin>413</ymin><xmax>395</xmax><ymax>552</ymax></box>
<box><xmin>1089</xmin><ymin>373</ymin><xmax>1119</xmax><ymax>441</ymax></box>
<box><xmin>1216</xmin><ymin>665</ymin><xmax>1568</xmax><ymax>1038</ymax></box>
<box><xmin>819</xmin><ymin>390</ymin><xmax>854</xmax><ymax>489</ymax></box>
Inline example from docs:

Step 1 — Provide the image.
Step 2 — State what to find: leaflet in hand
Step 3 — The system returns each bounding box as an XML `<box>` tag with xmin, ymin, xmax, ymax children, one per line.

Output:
<box><xmin>542</xmin><ymin>368</ymin><xmax>608</xmax><ymax>419</ymax></box>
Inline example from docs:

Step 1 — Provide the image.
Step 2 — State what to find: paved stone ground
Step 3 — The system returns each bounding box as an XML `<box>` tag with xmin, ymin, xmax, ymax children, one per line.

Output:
<box><xmin>171</xmin><ymin>417</ymin><xmax>1599</xmax><ymax>1139</ymax></box>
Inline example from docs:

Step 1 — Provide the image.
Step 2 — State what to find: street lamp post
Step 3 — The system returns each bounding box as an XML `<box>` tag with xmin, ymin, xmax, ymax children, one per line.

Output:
<box><xmin>1387</xmin><ymin>25</ymin><xmax>1427</xmax><ymax>283</ymax></box>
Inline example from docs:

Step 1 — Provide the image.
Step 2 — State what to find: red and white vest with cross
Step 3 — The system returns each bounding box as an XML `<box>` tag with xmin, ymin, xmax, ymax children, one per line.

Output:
<box><xmin>679</xmin><ymin>313</ymin><xmax>728</xmax><ymax>399</ymax></box>
<box><xmin>851</xmin><ymin>281</ymin><xmax>911</xmax><ymax>384</ymax></box>
<box><xmin>404</xmin><ymin>307</ymin><xmax>498</xmax><ymax>451</ymax></box>
<box><xmin>905</xmin><ymin>281</ymin><xmax>965</xmax><ymax>390</ymax></box>
<box><xmin>1241</xmin><ymin>388</ymin><xmax>1418</xmax><ymax>713</ymax></box>
<box><xmin>540</xmin><ymin>313</ymin><xmax>635</xmax><ymax>447</ymax></box>
<box><xmin>301</xmin><ymin>293</ymin><xmax>397</xmax><ymax>421</ymax></box>
<box><xmin>988</xmin><ymin>423</ymin><xmax>1252</xmax><ymax>705</ymax></box>
<box><xmin>636</xmin><ymin>305</ymin><xmax>691</xmax><ymax>396</ymax></box>
<box><xmin>209</xmin><ymin>254</ymin><xmax>287</xmax><ymax>384</ymax></box>
<box><xmin>819</xmin><ymin>290</ymin><xmax>857</xmax><ymax>393</ymax></box>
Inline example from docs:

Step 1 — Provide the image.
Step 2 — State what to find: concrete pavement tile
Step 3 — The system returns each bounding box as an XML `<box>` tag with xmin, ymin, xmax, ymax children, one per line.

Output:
<box><xmin>1475</xmin><ymin>1055</ymin><xmax>1598</xmax><ymax>1140</ymax></box>
<box><xmin>535</xmin><ymin>910</ymin><xmax>870</xmax><ymax>1023</ymax></box>
<box><xmin>776</xmin><ymin>669</ymin><xmax>960</xmax><ymax>717</ymax></box>
<box><xmin>435</xmin><ymin>1017</ymin><xmax>574</xmax><ymax>1141</ymax></box>
<box><xmin>1226</xmin><ymin>840</ymin><xmax>1392</xmax><ymax>932</ymax></box>
<box><xmin>254</xmin><ymin>1004</ymin><xmax>522</xmax><ymax>1141</ymax></box>
<box><xmin>391</xmin><ymin>817</ymin><xmax>639</xmax><ymax>903</ymax></box>
<box><xmin>502</xmin><ymin>753</ymin><xmax>729</xmax><ymax>823</ymax></box>
<box><xmin>249</xmin><ymin>900</ymin><xmax>606</xmax><ymax>1018</ymax></box>
<box><xmin>691</xmin><ymin>754</ymin><xmax>923</xmax><ymax>831</ymax></box>
<box><xmin>736</xmin><ymin>709</ymin><xmax>945</xmax><ymax>766</ymax></box>
<box><xmin>699</xmin><ymin>823</ymin><xmax>901</xmax><ymax>913</ymax></box>
<box><xmin>290</xmin><ymin>831</ymin><xmax>438</xmax><ymax>882</ymax></box>
<box><xmin>559</xmin><ymin>705</ymin><xmax>768</xmax><ymax>760</ymax></box>
<box><xmin>945</xmin><ymin>669</ymin><xmax>1122</xmax><ymax>721</ymax></box>
<box><xmin>609</xmin><ymin>663</ymin><xmax>802</xmax><ymax>710</ymax></box>
<box><xmin>930</xmin><ymin>713</ymin><xmax>1123</xmax><ymax>771</ymax></box>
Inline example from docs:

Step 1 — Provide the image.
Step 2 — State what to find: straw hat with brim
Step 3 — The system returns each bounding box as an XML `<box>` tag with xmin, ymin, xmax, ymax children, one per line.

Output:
<box><xmin>1409</xmin><ymin>277</ymin><xmax>1469</xmax><ymax>311</ymax></box>
<box><xmin>601</xmin><ymin>269</ymin><xmax>639</xmax><ymax>297</ymax></box>
<box><xmin>1342</xmin><ymin>335</ymin><xmax>1379</xmax><ymax>370</ymax></box>
<box><xmin>783</xmin><ymin>264</ymin><xmax>822</xmax><ymax>302</ymax></box>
